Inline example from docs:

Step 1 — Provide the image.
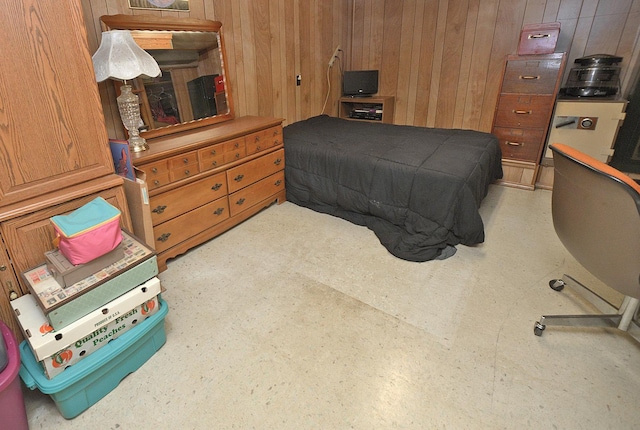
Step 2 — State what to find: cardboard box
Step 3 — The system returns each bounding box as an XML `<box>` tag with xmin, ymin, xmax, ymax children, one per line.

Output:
<box><xmin>22</xmin><ymin>231</ymin><xmax>158</xmax><ymax>330</ymax></box>
<box><xmin>45</xmin><ymin>242</ymin><xmax>124</xmax><ymax>288</ymax></box>
<box><xmin>40</xmin><ymin>296</ymin><xmax>160</xmax><ymax>379</ymax></box>
<box><xmin>122</xmin><ymin>167</ymin><xmax>155</xmax><ymax>250</ymax></box>
<box><xmin>19</xmin><ymin>297</ymin><xmax>168</xmax><ymax>419</ymax></box>
<box><xmin>12</xmin><ymin>277</ymin><xmax>161</xmax><ymax>362</ymax></box>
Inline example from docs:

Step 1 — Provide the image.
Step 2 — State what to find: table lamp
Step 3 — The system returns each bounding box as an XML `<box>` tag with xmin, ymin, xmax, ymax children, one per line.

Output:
<box><xmin>92</xmin><ymin>30</ymin><xmax>161</xmax><ymax>153</ymax></box>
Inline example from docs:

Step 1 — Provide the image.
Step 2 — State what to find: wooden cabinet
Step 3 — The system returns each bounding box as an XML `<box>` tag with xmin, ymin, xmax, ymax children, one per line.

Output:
<box><xmin>133</xmin><ymin>116</ymin><xmax>285</xmax><ymax>271</ymax></box>
<box><xmin>339</xmin><ymin>96</ymin><xmax>395</xmax><ymax>123</ymax></box>
<box><xmin>492</xmin><ymin>53</ymin><xmax>566</xmax><ymax>190</ymax></box>
<box><xmin>0</xmin><ymin>0</ymin><xmax>133</xmax><ymax>339</ymax></box>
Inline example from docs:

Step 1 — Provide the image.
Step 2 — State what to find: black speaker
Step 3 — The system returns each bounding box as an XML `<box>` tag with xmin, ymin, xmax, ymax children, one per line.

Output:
<box><xmin>187</xmin><ymin>75</ymin><xmax>218</xmax><ymax>120</ymax></box>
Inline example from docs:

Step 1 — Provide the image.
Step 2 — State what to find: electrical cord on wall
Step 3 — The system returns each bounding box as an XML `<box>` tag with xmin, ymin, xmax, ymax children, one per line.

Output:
<box><xmin>321</xmin><ymin>49</ymin><xmax>343</xmax><ymax>115</ymax></box>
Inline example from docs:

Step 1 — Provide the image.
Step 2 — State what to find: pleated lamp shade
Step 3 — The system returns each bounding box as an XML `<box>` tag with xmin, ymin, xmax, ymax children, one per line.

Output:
<box><xmin>92</xmin><ymin>30</ymin><xmax>161</xmax><ymax>82</ymax></box>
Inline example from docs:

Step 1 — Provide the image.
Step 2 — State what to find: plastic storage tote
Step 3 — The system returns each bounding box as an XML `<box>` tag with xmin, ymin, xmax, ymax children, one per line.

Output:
<box><xmin>0</xmin><ymin>320</ymin><xmax>29</xmax><ymax>430</ymax></box>
<box><xmin>19</xmin><ymin>297</ymin><xmax>168</xmax><ymax>419</ymax></box>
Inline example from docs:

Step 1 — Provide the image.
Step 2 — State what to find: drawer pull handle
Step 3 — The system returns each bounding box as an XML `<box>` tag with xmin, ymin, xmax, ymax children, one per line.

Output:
<box><xmin>529</xmin><ymin>33</ymin><xmax>550</xmax><ymax>39</ymax></box>
<box><xmin>275</xmin><ymin>179</ymin><xmax>282</xmax><ymax>186</ymax></box>
<box><xmin>234</xmin><ymin>174</ymin><xmax>244</xmax><ymax>182</ymax></box>
<box><xmin>184</xmin><ymin>169</ymin><xmax>190</xmax><ymax>175</ymax></box>
<box><xmin>255</xmin><ymin>136</ymin><xmax>260</xmax><ymax>142</ymax></box>
<box><xmin>183</xmin><ymin>158</ymin><xmax>189</xmax><ymax>164</ymax></box>
<box><xmin>274</xmin><ymin>139</ymin><xmax>281</xmax><ymax>145</ymax></box>
<box><xmin>513</xmin><ymin>110</ymin><xmax>532</xmax><ymax>115</ymax></box>
<box><xmin>157</xmin><ymin>233</ymin><xmax>171</xmax><ymax>242</ymax></box>
<box><xmin>214</xmin><ymin>207</ymin><xmax>225</xmax><ymax>216</ymax></box>
<box><xmin>519</xmin><ymin>75</ymin><xmax>540</xmax><ymax>80</ymax></box>
<box><xmin>211</xmin><ymin>183</ymin><xmax>222</xmax><ymax>191</ymax></box>
<box><xmin>0</xmin><ymin>265</ymin><xmax>5</xmax><ymax>271</ymax></box>
<box><xmin>152</xmin><ymin>205</ymin><xmax>167</xmax><ymax>214</ymax></box>
<box><xmin>256</xmin><ymin>145</ymin><xmax>261</xmax><ymax>151</ymax></box>
<box><xmin>234</xmin><ymin>142</ymin><xmax>240</xmax><ymax>148</ymax></box>
<box><xmin>236</xmin><ymin>198</ymin><xmax>246</xmax><ymax>206</ymax></box>
<box><xmin>153</xmin><ymin>180</ymin><xmax>160</xmax><ymax>186</ymax></box>
<box><xmin>505</xmin><ymin>141</ymin><xmax>524</xmax><ymax>147</ymax></box>
<box><xmin>151</xmin><ymin>167</ymin><xmax>158</xmax><ymax>174</ymax></box>
<box><xmin>210</xmin><ymin>149</ymin><xmax>216</xmax><ymax>155</ymax></box>
<box><xmin>235</xmin><ymin>153</ymin><xmax>241</xmax><ymax>159</ymax></box>
<box><xmin>273</xmin><ymin>130</ymin><xmax>280</xmax><ymax>136</ymax></box>
<box><xmin>274</xmin><ymin>158</ymin><xmax>282</xmax><ymax>165</ymax></box>
<box><xmin>212</xmin><ymin>161</ymin><xmax>217</xmax><ymax>167</ymax></box>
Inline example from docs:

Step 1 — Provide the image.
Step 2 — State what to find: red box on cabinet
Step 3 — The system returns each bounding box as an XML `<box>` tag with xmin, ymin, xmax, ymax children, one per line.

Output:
<box><xmin>214</xmin><ymin>75</ymin><xmax>225</xmax><ymax>93</ymax></box>
<box><xmin>518</xmin><ymin>22</ymin><xmax>560</xmax><ymax>55</ymax></box>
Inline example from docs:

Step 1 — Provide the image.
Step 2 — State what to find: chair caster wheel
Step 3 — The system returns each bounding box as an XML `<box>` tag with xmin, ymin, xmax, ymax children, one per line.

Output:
<box><xmin>534</xmin><ymin>322</ymin><xmax>545</xmax><ymax>336</ymax></box>
<box><xmin>549</xmin><ymin>279</ymin><xmax>565</xmax><ymax>291</ymax></box>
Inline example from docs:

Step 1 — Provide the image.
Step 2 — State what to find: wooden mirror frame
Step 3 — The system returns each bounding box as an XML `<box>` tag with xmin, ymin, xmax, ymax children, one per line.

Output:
<box><xmin>99</xmin><ymin>14</ymin><xmax>235</xmax><ymax>141</ymax></box>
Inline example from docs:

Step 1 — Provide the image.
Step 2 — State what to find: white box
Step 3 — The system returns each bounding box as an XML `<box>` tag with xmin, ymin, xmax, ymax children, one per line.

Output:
<box><xmin>12</xmin><ymin>277</ymin><xmax>161</xmax><ymax>361</ymax></box>
<box><xmin>39</xmin><ymin>295</ymin><xmax>160</xmax><ymax>379</ymax></box>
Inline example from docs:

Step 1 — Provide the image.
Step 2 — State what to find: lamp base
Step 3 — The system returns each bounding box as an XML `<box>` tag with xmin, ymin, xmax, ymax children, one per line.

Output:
<box><xmin>128</xmin><ymin>136</ymin><xmax>149</xmax><ymax>153</ymax></box>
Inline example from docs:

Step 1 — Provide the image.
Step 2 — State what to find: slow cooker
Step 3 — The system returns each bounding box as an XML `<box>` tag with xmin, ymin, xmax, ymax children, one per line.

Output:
<box><xmin>563</xmin><ymin>54</ymin><xmax>622</xmax><ymax>97</ymax></box>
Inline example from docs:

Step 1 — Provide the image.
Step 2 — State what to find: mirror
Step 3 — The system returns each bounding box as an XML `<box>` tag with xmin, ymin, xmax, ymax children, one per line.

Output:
<box><xmin>100</xmin><ymin>14</ymin><xmax>234</xmax><ymax>140</ymax></box>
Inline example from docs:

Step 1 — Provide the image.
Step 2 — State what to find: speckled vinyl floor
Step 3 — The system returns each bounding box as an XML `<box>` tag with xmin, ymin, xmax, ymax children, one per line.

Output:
<box><xmin>22</xmin><ymin>185</ymin><xmax>640</xmax><ymax>429</ymax></box>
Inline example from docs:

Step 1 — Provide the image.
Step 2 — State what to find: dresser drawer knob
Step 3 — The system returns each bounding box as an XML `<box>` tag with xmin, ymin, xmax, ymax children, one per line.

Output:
<box><xmin>505</xmin><ymin>141</ymin><xmax>524</xmax><ymax>147</ymax></box>
<box><xmin>274</xmin><ymin>139</ymin><xmax>281</xmax><ymax>145</ymax></box>
<box><xmin>212</xmin><ymin>161</ymin><xmax>217</xmax><ymax>167</ymax></box>
<box><xmin>255</xmin><ymin>136</ymin><xmax>260</xmax><ymax>142</ymax></box>
<box><xmin>183</xmin><ymin>158</ymin><xmax>190</xmax><ymax>164</ymax></box>
<box><xmin>157</xmin><ymin>233</ymin><xmax>171</xmax><ymax>242</ymax></box>
<box><xmin>236</xmin><ymin>198</ymin><xmax>246</xmax><ymax>206</ymax></box>
<box><xmin>214</xmin><ymin>207</ymin><xmax>225</xmax><ymax>216</ymax></box>
<box><xmin>274</xmin><ymin>158</ymin><xmax>282</xmax><ymax>165</ymax></box>
<box><xmin>152</xmin><ymin>167</ymin><xmax>158</xmax><ymax>174</ymax></box>
<box><xmin>0</xmin><ymin>265</ymin><xmax>6</xmax><ymax>271</ymax></box>
<box><xmin>273</xmin><ymin>129</ymin><xmax>280</xmax><ymax>136</ymax></box>
<box><xmin>235</xmin><ymin>153</ymin><xmax>241</xmax><ymax>159</ymax></box>
<box><xmin>513</xmin><ymin>110</ymin><xmax>532</xmax><ymax>115</ymax></box>
<box><xmin>234</xmin><ymin>142</ymin><xmax>240</xmax><ymax>148</ymax></box>
<box><xmin>519</xmin><ymin>75</ymin><xmax>540</xmax><ymax>80</ymax></box>
<box><xmin>154</xmin><ymin>180</ymin><xmax>160</xmax><ymax>186</ymax></box>
<box><xmin>152</xmin><ymin>205</ymin><xmax>167</xmax><ymax>214</ymax></box>
<box><xmin>211</xmin><ymin>183</ymin><xmax>222</xmax><ymax>191</ymax></box>
<box><xmin>256</xmin><ymin>145</ymin><xmax>261</xmax><ymax>151</ymax></box>
<box><xmin>234</xmin><ymin>174</ymin><xmax>244</xmax><ymax>182</ymax></box>
<box><xmin>275</xmin><ymin>179</ymin><xmax>282</xmax><ymax>186</ymax></box>
<box><xmin>210</xmin><ymin>149</ymin><xmax>217</xmax><ymax>155</ymax></box>
<box><xmin>184</xmin><ymin>169</ymin><xmax>190</xmax><ymax>175</ymax></box>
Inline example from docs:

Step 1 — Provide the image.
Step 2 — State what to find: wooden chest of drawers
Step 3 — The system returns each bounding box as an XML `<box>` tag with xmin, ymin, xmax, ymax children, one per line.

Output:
<box><xmin>133</xmin><ymin>116</ymin><xmax>285</xmax><ymax>271</ymax></box>
<box><xmin>492</xmin><ymin>53</ymin><xmax>566</xmax><ymax>189</ymax></box>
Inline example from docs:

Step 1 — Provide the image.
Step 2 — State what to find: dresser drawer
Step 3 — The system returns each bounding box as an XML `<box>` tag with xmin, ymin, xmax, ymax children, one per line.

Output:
<box><xmin>502</xmin><ymin>57</ymin><xmax>563</xmax><ymax>94</ymax></box>
<box><xmin>228</xmin><ymin>171</ymin><xmax>285</xmax><ymax>217</ymax></box>
<box><xmin>139</xmin><ymin>160</ymin><xmax>170</xmax><ymax>190</ymax></box>
<box><xmin>168</xmin><ymin>150</ymin><xmax>199</xmax><ymax>181</ymax></box>
<box><xmin>149</xmin><ymin>172</ymin><xmax>227</xmax><ymax>225</ymax></box>
<box><xmin>227</xmin><ymin>148</ymin><xmax>285</xmax><ymax>193</ymax></box>
<box><xmin>152</xmin><ymin>197</ymin><xmax>230</xmax><ymax>253</ymax></box>
<box><xmin>246</xmin><ymin>126</ymin><xmax>283</xmax><ymax>155</ymax></box>
<box><xmin>494</xmin><ymin>94</ymin><xmax>554</xmax><ymax>128</ymax></box>
<box><xmin>492</xmin><ymin>127</ymin><xmax>546</xmax><ymax>162</ymax></box>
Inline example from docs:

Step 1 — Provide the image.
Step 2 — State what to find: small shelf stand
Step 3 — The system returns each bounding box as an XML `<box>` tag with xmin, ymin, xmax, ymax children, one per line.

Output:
<box><xmin>338</xmin><ymin>96</ymin><xmax>395</xmax><ymax>124</ymax></box>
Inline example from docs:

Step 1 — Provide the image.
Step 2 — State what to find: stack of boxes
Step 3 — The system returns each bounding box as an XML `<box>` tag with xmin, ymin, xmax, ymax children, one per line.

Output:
<box><xmin>10</xmin><ymin>198</ymin><xmax>169</xmax><ymax>419</ymax></box>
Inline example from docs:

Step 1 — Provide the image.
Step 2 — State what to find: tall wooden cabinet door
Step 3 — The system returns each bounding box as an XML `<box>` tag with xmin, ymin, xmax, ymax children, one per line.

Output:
<box><xmin>0</xmin><ymin>235</ymin><xmax>24</xmax><ymax>339</ymax></box>
<box><xmin>0</xmin><ymin>0</ymin><xmax>114</xmax><ymax>208</ymax></box>
<box><xmin>0</xmin><ymin>186</ymin><xmax>131</xmax><ymax>286</ymax></box>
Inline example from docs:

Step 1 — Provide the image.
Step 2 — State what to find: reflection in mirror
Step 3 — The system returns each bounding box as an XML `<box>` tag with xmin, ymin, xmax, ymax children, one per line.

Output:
<box><xmin>100</xmin><ymin>15</ymin><xmax>234</xmax><ymax>141</ymax></box>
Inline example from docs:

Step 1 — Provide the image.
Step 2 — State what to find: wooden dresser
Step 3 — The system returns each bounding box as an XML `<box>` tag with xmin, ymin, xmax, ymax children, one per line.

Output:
<box><xmin>492</xmin><ymin>53</ymin><xmax>567</xmax><ymax>189</ymax></box>
<box><xmin>132</xmin><ymin>116</ymin><xmax>286</xmax><ymax>271</ymax></box>
<box><xmin>0</xmin><ymin>0</ymin><xmax>132</xmax><ymax>339</ymax></box>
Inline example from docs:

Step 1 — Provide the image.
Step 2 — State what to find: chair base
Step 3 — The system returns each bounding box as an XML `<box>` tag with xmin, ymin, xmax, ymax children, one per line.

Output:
<box><xmin>534</xmin><ymin>275</ymin><xmax>640</xmax><ymax>343</ymax></box>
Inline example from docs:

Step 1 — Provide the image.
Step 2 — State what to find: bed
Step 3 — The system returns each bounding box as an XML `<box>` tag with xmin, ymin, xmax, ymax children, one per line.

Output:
<box><xmin>283</xmin><ymin>115</ymin><xmax>503</xmax><ymax>261</ymax></box>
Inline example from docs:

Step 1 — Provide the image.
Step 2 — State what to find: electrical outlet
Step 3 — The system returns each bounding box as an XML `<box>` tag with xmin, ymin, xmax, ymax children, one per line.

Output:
<box><xmin>328</xmin><ymin>45</ymin><xmax>341</xmax><ymax>67</ymax></box>
<box><xmin>296</xmin><ymin>75</ymin><xmax>301</xmax><ymax>86</ymax></box>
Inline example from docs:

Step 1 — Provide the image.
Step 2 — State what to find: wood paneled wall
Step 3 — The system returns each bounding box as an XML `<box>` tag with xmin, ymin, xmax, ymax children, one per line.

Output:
<box><xmin>82</xmin><ymin>0</ymin><xmax>640</xmax><ymax>139</ymax></box>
